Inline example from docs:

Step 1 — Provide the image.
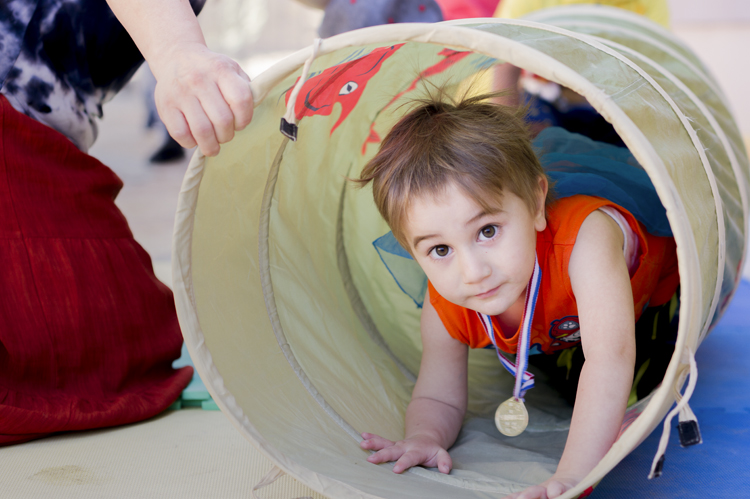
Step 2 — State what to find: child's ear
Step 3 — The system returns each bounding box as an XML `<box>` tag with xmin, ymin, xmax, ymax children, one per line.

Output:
<box><xmin>534</xmin><ymin>176</ymin><xmax>548</xmax><ymax>232</ymax></box>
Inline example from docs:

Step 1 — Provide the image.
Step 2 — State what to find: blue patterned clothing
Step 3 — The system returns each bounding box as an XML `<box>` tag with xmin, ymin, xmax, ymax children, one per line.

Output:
<box><xmin>319</xmin><ymin>0</ymin><xmax>442</xmax><ymax>38</ymax></box>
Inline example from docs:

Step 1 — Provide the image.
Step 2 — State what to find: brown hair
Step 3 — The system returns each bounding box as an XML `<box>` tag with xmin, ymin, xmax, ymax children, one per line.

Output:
<box><xmin>356</xmin><ymin>89</ymin><xmax>553</xmax><ymax>249</ymax></box>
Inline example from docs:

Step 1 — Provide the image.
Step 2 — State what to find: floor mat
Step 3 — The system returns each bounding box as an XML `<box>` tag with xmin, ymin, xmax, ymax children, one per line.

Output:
<box><xmin>597</xmin><ymin>280</ymin><xmax>750</xmax><ymax>496</ymax></box>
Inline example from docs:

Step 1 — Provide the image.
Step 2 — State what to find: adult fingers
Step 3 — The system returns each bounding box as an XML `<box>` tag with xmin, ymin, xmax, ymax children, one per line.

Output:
<box><xmin>198</xmin><ymin>84</ymin><xmax>236</xmax><ymax>145</ymax></box>
<box><xmin>182</xmin><ymin>96</ymin><xmax>220</xmax><ymax>156</ymax></box>
<box><xmin>160</xmin><ymin>107</ymin><xmax>196</xmax><ymax>149</ymax></box>
<box><xmin>219</xmin><ymin>70</ymin><xmax>254</xmax><ymax>131</ymax></box>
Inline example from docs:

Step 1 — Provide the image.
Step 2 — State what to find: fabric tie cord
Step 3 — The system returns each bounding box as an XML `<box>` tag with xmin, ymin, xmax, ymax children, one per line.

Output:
<box><xmin>648</xmin><ymin>347</ymin><xmax>702</xmax><ymax>479</ymax></box>
<box><xmin>281</xmin><ymin>38</ymin><xmax>323</xmax><ymax>141</ymax></box>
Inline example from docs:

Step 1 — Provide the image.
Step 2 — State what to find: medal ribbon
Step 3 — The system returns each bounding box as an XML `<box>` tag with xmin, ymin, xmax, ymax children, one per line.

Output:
<box><xmin>477</xmin><ymin>255</ymin><xmax>541</xmax><ymax>401</ymax></box>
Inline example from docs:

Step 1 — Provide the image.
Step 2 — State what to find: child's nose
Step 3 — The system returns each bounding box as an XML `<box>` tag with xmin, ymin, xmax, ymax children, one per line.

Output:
<box><xmin>460</xmin><ymin>253</ymin><xmax>491</xmax><ymax>285</ymax></box>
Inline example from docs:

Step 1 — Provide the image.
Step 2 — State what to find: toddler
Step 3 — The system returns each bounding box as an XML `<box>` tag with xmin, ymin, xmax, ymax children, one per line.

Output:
<box><xmin>356</xmin><ymin>92</ymin><xmax>679</xmax><ymax>499</ymax></box>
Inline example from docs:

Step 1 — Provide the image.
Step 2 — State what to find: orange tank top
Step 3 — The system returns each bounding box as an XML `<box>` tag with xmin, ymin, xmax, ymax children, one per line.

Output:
<box><xmin>428</xmin><ymin>195</ymin><xmax>680</xmax><ymax>355</ymax></box>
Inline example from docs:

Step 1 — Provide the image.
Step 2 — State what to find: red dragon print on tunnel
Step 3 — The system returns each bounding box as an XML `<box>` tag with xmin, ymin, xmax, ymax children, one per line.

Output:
<box><xmin>284</xmin><ymin>44</ymin><xmax>406</xmax><ymax>135</ymax></box>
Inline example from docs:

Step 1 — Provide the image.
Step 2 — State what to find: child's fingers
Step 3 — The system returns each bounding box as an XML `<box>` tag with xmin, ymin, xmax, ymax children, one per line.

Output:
<box><xmin>360</xmin><ymin>432</ymin><xmax>392</xmax><ymax>443</ymax></box>
<box><xmin>504</xmin><ymin>479</ymin><xmax>573</xmax><ymax>499</ymax></box>
<box><xmin>359</xmin><ymin>433</ymin><xmax>394</xmax><ymax>451</ymax></box>
<box><xmin>392</xmin><ymin>450</ymin><xmax>426</xmax><ymax>474</ymax></box>
<box><xmin>435</xmin><ymin>448</ymin><xmax>452</xmax><ymax>474</ymax></box>
<box><xmin>366</xmin><ymin>446</ymin><xmax>404</xmax><ymax>465</ymax></box>
<box><xmin>516</xmin><ymin>485</ymin><xmax>547</xmax><ymax>499</ymax></box>
<box><xmin>544</xmin><ymin>481</ymin><xmax>568</xmax><ymax>498</ymax></box>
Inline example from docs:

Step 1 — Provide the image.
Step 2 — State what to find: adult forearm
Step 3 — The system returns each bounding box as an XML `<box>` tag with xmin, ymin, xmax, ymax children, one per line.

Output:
<box><xmin>106</xmin><ymin>0</ymin><xmax>206</xmax><ymax>73</ymax></box>
<box><xmin>405</xmin><ymin>396</ymin><xmax>464</xmax><ymax>449</ymax></box>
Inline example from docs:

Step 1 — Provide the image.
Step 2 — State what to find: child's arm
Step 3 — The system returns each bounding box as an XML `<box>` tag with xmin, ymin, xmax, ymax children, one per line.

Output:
<box><xmin>361</xmin><ymin>289</ymin><xmax>468</xmax><ymax>474</ymax></box>
<box><xmin>107</xmin><ymin>0</ymin><xmax>254</xmax><ymax>157</ymax></box>
<box><xmin>507</xmin><ymin>210</ymin><xmax>636</xmax><ymax>499</ymax></box>
<box><xmin>493</xmin><ymin>63</ymin><xmax>522</xmax><ymax>107</ymax></box>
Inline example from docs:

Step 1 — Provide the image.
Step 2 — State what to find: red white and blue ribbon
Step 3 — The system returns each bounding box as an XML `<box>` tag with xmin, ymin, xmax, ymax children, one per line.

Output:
<box><xmin>477</xmin><ymin>255</ymin><xmax>541</xmax><ymax>401</ymax></box>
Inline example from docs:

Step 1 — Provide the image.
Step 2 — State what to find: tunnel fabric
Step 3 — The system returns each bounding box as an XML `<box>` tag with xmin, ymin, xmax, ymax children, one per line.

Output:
<box><xmin>172</xmin><ymin>7</ymin><xmax>748</xmax><ymax>499</ymax></box>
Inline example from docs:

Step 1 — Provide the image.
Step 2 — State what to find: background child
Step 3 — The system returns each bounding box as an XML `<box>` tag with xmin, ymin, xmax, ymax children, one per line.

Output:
<box><xmin>356</xmin><ymin>92</ymin><xmax>679</xmax><ymax>498</ymax></box>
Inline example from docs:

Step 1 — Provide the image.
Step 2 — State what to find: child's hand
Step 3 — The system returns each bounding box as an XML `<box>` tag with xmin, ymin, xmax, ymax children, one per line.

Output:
<box><xmin>502</xmin><ymin>474</ymin><xmax>579</xmax><ymax>499</ymax></box>
<box><xmin>151</xmin><ymin>43</ymin><xmax>254</xmax><ymax>157</ymax></box>
<box><xmin>360</xmin><ymin>432</ymin><xmax>453</xmax><ymax>474</ymax></box>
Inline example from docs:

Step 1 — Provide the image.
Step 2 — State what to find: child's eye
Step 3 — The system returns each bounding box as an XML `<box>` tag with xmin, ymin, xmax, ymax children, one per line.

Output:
<box><xmin>478</xmin><ymin>225</ymin><xmax>497</xmax><ymax>241</ymax></box>
<box><xmin>430</xmin><ymin>245</ymin><xmax>451</xmax><ymax>259</ymax></box>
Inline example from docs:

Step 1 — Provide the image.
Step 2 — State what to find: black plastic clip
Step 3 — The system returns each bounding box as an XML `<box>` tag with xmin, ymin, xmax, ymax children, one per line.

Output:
<box><xmin>678</xmin><ymin>420</ymin><xmax>703</xmax><ymax>447</ymax></box>
<box><xmin>280</xmin><ymin>118</ymin><xmax>298</xmax><ymax>141</ymax></box>
<box><xmin>651</xmin><ymin>454</ymin><xmax>665</xmax><ymax>479</ymax></box>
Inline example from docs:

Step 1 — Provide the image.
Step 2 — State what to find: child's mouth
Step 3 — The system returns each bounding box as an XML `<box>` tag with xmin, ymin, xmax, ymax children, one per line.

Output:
<box><xmin>475</xmin><ymin>285</ymin><xmax>501</xmax><ymax>299</ymax></box>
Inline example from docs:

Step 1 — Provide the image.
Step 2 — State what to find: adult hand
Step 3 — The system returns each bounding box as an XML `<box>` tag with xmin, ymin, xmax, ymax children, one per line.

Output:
<box><xmin>151</xmin><ymin>43</ymin><xmax>254</xmax><ymax>157</ymax></box>
<box><xmin>106</xmin><ymin>0</ymin><xmax>255</xmax><ymax>157</ymax></box>
<box><xmin>360</xmin><ymin>432</ymin><xmax>453</xmax><ymax>474</ymax></box>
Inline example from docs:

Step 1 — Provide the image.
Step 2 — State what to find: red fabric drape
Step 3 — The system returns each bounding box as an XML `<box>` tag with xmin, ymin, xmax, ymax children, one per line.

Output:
<box><xmin>0</xmin><ymin>96</ymin><xmax>191</xmax><ymax>445</ymax></box>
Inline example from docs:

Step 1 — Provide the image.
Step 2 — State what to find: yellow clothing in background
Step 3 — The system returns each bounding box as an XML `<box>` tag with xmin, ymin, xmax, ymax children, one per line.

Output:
<box><xmin>495</xmin><ymin>0</ymin><xmax>670</xmax><ymax>28</ymax></box>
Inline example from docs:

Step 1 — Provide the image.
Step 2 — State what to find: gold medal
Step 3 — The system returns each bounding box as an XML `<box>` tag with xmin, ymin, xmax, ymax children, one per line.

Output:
<box><xmin>495</xmin><ymin>397</ymin><xmax>528</xmax><ymax>437</ymax></box>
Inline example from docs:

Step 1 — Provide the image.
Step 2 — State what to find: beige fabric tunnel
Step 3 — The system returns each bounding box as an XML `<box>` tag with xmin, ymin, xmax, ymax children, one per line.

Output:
<box><xmin>172</xmin><ymin>6</ymin><xmax>749</xmax><ymax>498</ymax></box>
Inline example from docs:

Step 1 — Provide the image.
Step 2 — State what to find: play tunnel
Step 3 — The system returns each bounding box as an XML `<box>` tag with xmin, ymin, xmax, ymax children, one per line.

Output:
<box><xmin>172</xmin><ymin>6</ymin><xmax>749</xmax><ymax>498</ymax></box>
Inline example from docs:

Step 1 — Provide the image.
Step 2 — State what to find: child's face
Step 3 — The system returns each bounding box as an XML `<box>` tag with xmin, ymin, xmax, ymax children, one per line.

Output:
<box><xmin>404</xmin><ymin>180</ymin><xmax>547</xmax><ymax>316</ymax></box>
